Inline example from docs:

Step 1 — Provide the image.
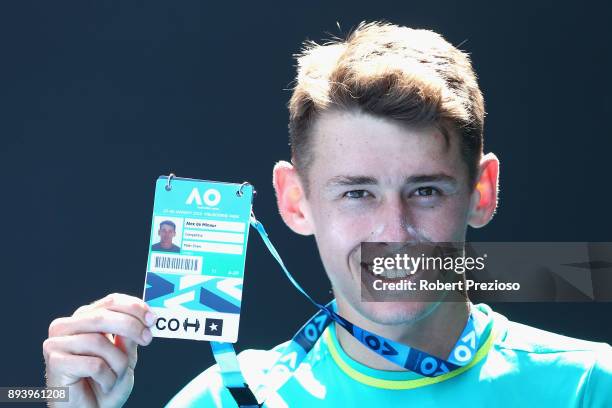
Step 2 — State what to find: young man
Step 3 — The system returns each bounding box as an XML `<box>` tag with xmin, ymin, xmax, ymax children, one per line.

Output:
<box><xmin>43</xmin><ymin>21</ymin><xmax>612</xmax><ymax>407</ymax></box>
<box><xmin>151</xmin><ymin>220</ymin><xmax>181</xmax><ymax>253</ymax></box>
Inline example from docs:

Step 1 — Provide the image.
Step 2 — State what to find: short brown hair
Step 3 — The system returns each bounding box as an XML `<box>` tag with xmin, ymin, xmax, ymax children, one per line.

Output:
<box><xmin>288</xmin><ymin>21</ymin><xmax>485</xmax><ymax>193</ymax></box>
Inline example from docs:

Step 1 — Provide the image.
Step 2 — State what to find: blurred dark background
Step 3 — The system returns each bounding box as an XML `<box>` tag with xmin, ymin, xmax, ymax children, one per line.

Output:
<box><xmin>0</xmin><ymin>1</ymin><xmax>611</xmax><ymax>406</ymax></box>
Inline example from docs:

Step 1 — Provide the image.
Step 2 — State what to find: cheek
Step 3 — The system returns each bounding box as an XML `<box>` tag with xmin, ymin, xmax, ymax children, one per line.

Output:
<box><xmin>309</xmin><ymin>203</ymin><xmax>371</xmax><ymax>268</ymax></box>
<box><xmin>314</xmin><ymin>202</ymin><xmax>376</xmax><ymax>244</ymax></box>
<box><xmin>412</xmin><ymin>201</ymin><xmax>471</xmax><ymax>242</ymax></box>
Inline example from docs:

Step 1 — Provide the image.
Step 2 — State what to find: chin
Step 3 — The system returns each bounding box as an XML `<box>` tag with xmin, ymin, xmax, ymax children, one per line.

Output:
<box><xmin>348</xmin><ymin>293</ymin><xmax>441</xmax><ymax>326</ymax></box>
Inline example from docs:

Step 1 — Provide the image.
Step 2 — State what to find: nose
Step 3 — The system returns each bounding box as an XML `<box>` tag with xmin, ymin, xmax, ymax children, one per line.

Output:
<box><xmin>370</xmin><ymin>196</ymin><xmax>418</xmax><ymax>243</ymax></box>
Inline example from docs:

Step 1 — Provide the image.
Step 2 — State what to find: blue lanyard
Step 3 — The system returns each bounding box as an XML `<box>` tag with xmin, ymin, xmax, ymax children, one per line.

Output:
<box><xmin>210</xmin><ymin>212</ymin><xmax>480</xmax><ymax>407</ymax></box>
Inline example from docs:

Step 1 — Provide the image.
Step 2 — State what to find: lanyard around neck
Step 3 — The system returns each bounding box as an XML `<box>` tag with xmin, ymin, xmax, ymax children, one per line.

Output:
<box><xmin>209</xmin><ymin>211</ymin><xmax>479</xmax><ymax>407</ymax></box>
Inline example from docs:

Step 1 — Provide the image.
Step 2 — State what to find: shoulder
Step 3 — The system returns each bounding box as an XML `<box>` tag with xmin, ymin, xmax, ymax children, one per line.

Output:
<box><xmin>582</xmin><ymin>344</ymin><xmax>612</xmax><ymax>407</ymax></box>
<box><xmin>164</xmin><ymin>341</ymin><xmax>291</xmax><ymax>407</ymax></box>
<box><xmin>493</xmin><ymin>309</ymin><xmax>611</xmax><ymax>357</ymax></box>
<box><xmin>488</xmin><ymin>306</ymin><xmax>612</xmax><ymax>402</ymax></box>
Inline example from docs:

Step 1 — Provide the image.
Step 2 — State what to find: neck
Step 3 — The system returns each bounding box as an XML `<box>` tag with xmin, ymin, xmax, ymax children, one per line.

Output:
<box><xmin>334</xmin><ymin>297</ymin><xmax>471</xmax><ymax>371</ymax></box>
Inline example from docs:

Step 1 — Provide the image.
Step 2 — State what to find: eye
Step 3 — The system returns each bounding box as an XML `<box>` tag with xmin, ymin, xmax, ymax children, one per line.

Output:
<box><xmin>413</xmin><ymin>186</ymin><xmax>441</xmax><ymax>197</ymax></box>
<box><xmin>343</xmin><ymin>190</ymin><xmax>372</xmax><ymax>199</ymax></box>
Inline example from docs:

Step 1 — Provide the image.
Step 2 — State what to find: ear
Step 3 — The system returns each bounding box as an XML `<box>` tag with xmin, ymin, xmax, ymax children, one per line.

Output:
<box><xmin>468</xmin><ymin>153</ymin><xmax>500</xmax><ymax>229</ymax></box>
<box><xmin>272</xmin><ymin>161</ymin><xmax>314</xmax><ymax>235</ymax></box>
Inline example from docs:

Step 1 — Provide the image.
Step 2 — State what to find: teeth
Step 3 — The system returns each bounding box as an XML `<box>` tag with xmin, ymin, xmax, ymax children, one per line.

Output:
<box><xmin>380</xmin><ymin>269</ymin><xmax>410</xmax><ymax>279</ymax></box>
<box><xmin>363</xmin><ymin>263</ymin><xmax>412</xmax><ymax>279</ymax></box>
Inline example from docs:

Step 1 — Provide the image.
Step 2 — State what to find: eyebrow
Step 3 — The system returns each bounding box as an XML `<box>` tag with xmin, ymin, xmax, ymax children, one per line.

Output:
<box><xmin>325</xmin><ymin>173</ymin><xmax>458</xmax><ymax>188</ymax></box>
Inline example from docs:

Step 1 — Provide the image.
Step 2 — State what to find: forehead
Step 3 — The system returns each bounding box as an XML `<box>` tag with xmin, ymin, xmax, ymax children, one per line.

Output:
<box><xmin>309</xmin><ymin>109</ymin><xmax>465</xmax><ymax>184</ymax></box>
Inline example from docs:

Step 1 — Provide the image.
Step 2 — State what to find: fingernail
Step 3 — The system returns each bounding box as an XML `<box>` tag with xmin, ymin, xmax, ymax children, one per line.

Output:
<box><xmin>141</xmin><ymin>328</ymin><xmax>152</xmax><ymax>344</ymax></box>
<box><xmin>145</xmin><ymin>311</ymin><xmax>156</xmax><ymax>326</ymax></box>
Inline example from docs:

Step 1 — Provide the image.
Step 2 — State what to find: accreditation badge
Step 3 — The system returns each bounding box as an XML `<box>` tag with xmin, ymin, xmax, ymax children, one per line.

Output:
<box><xmin>142</xmin><ymin>175</ymin><xmax>254</xmax><ymax>342</ymax></box>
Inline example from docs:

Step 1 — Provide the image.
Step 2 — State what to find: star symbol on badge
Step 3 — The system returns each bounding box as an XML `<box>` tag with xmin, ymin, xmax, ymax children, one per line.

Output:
<box><xmin>209</xmin><ymin>322</ymin><xmax>218</xmax><ymax>331</ymax></box>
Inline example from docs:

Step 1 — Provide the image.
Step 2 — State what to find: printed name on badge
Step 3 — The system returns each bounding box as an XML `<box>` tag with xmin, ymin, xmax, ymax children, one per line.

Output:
<box><xmin>142</xmin><ymin>175</ymin><xmax>254</xmax><ymax>343</ymax></box>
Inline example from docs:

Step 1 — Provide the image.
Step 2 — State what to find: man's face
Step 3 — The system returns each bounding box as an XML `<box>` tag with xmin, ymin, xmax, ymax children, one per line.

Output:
<box><xmin>302</xmin><ymin>109</ymin><xmax>477</xmax><ymax>324</ymax></box>
<box><xmin>159</xmin><ymin>224</ymin><xmax>176</xmax><ymax>245</ymax></box>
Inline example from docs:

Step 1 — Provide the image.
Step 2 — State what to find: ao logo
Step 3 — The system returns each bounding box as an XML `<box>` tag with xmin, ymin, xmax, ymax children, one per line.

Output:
<box><xmin>186</xmin><ymin>188</ymin><xmax>221</xmax><ymax>207</ymax></box>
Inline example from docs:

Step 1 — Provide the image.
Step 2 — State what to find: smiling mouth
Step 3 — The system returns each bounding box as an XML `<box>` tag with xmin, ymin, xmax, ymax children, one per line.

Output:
<box><xmin>360</xmin><ymin>261</ymin><xmax>421</xmax><ymax>281</ymax></box>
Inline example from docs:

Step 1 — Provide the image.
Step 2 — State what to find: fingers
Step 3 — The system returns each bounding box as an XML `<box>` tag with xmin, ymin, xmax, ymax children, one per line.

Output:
<box><xmin>49</xmin><ymin>309</ymin><xmax>153</xmax><ymax>346</ymax></box>
<box><xmin>49</xmin><ymin>293</ymin><xmax>156</xmax><ymax>349</ymax></box>
<box><xmin>43</xmin><ymin>333</ymin><xmax>129</xmax><ymax>379</ymax></box>
<box><xmin>45</xmin><ymin>351</ymin><xmax>117</xmax><ymax>393</ymax></box>
<box><xmin>113</xmin><ymin>335</ymin><xmax>138</xmax><ymax>370</ymax></box>
<box><xmin>44</xmin><ymin>293</ymin><xmax>152</xmax><ymax>406</ymax></box>
<box><xmin>75</xmin><ymin>293</ymin><xmax>156</xmax><ymax>328</ymax></box>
